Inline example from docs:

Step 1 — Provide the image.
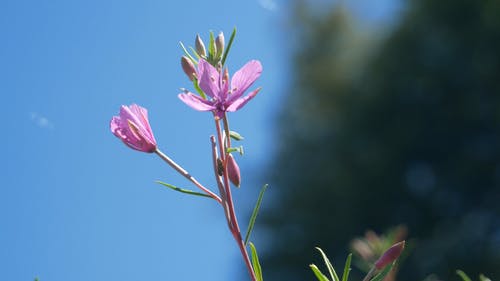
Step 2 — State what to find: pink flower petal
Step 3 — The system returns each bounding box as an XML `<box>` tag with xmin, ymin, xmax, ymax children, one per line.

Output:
<box><xmin>110</xmin><ymin>104</ymin><xmax>157</xmax><ymax>153</ymax></box>
<box><xmin>230</xmin><ymin>60</ymin><xmax>262</xmax><ymax>99</ymax></box>
<box><xmin>178</xmin><ymin>92</ymin><xmax>216</xmax><ymax>111</ymax></box>
<box><xmin>197</xmin><ymin>59</ymin><xmax>220</xmax><ymax>99</ymax></box>
<box><xmin>127</xmin><ymin>104</ymin><xmax>156</xmax><ymax>144</ymax></box>
<box><xmin>226</xmin><ymin>88</ymin><xmax>261</xmax><ymax>112</ymax></box>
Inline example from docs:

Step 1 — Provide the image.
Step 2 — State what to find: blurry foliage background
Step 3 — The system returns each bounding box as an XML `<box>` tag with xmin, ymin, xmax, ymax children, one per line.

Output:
<box><xmin>257</xmin><ymin>0</ymin><xmax>500</xmax><ymax>280</ymax></box>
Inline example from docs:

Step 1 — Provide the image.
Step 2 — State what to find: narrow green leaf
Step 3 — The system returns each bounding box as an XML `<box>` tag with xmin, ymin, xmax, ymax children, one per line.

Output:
<box><xmin>226</xmin><ymin>146</ymin><xmax>244</xmax><ymax>155</ymax></box>
<box><xmin>179</xmin><ymin>42</ymin><xmax>196</xmax><ymax>63</ymax></box>
<box><xmin>221</xmin><ymin>27</ymin><xmax>236</xmax><ymax>66</ymax></box>
<box><xmin>244</xmin><ymin>184</ymin><xmax>269</xmax><ymax>245</ymax></box>
<box><xmin>456</xmin><ymin>270</ymin><xmax>473</xmax><ymax>281</ymax></box>
<box><xmin>193</xmin><ymin>78</ymin><xmax>206</xmax><ymax>99</ymax></box>
<box><xmin>189</xmin><ymin>46</ymin><xmax>201</xmax><ymax>60</ymax></box>
<box><xmin>229</xmin><ymin>130</ymin><xmax>244</xmax><ymax>141</ymax></box>
<box><xmin>341</xmin><ymin>254</ymin><xmax>352</xmax><ymax>281</ymax></box>
<box><xmin>370</xmin><ymin>263</ymin><xmax>394</xmax><ymax>281</ymax></box>
<box><xmin>315</xmin><ymin>247</ymin><xmax>340</xmax><ymax>281</ymax></box>
<box><xmin>479</xmin><ymin>274</ymin><xmax>491</xmax><ymax>281</ymax></box>
<box><xmin>156</xmin><ymin>180</ymin><xmax>211</xmax><ymax>198</ymax></box>
<box><xmin>310</xmin><ymin>264</ymin><xmax>330</xmax><ymax>281</ymax></box>
<box><xmin>249</xmin><ymin>242</ymin><xmax>263</xmax><ymax>281</ymax></box>
<box><xmin>208</xmin><ymin>31</ymin><xmax>216</xmax><ymax>61</ymax></box>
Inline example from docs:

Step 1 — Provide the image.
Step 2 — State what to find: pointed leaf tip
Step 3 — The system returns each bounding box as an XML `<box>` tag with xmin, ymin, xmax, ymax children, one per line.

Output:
<box><xmin>156</xmin><ymin>180</ymin><xmax>212</xmax><ymax>199</ymax></box>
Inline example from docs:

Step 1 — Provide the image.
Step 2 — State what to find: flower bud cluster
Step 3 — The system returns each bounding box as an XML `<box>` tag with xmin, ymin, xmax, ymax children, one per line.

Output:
<box><xmin>193</xmin><ymin>32</ymin><xmax>225</xmax><ymax>67</ymax></box>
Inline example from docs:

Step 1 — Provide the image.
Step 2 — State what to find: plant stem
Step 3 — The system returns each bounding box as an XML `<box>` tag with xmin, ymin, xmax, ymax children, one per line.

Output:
<box><xmin>154</xmin><ymin>148</ymin><xmax>222</xmax><ymax>204</ymax></box>
<box><xmin>362</xmin><ymin>267</ymin><xmax>376</xmax><ymax>281</ymax></box>
<box><xmin>214</xmin><ymin>116</ymin><xmax>257</xmax><ymax>281</ymax></box>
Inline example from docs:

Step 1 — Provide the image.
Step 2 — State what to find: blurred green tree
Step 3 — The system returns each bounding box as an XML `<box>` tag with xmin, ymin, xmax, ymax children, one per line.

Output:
<box><xmin>258</xmin><ymin>0</ymin><xmax>500</xmax><ymax>280</ymax></box>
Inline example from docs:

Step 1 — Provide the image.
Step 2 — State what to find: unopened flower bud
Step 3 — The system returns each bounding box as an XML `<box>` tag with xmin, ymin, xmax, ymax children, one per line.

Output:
<box><xmin>374</xmin><ymin>241</ymin><xmax>405</xmax><ymax>269</ymax></box>
<box><xmin>195</xmin><ymin>34</ymin><xmax>206</xmax><ymax>57</ymax></box>
<box><xmin>181</xmin><ymin>56</ymin><xmax>197</xmax><ymax>81</ymax></box>
<box><xmin>215</xmin><ymin>32</ymin><xmax>224</xmax><ymax>59</ymax></box>
<box><xmin>226</xmin><ymin>154</ymin><xmax>241</xmax><ymax>187</ymax></box>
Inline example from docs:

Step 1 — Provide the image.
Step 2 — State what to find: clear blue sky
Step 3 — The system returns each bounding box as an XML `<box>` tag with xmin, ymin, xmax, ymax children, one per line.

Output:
<box><xmin>1</xmin><ymin>1</ymin><xmax>287</xmax><ymax>280</ymax></box>
<box><xmin>0</xmin><ymin>1</ymin><xmax>400</xmax><ymax>280</ymax></box>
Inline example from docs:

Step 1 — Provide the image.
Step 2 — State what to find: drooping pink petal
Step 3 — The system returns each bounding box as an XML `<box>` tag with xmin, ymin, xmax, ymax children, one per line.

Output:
<box><xmin>110</xmin><ymin>104</ymin><xmax>157</xmax><ymax>153</ymax></box>
<box><xmin>226</xmin><ymin>88</ymin><xmax>261</xmax><ymax>112</ymax></box>
<box><xmin>127</xmin><ymin>104</ymin><xmax>156</xmax><ymax>144</ymax></box>
<box><xmin>178</xmin><ymin>92</ymin><xmax>216</xmax><ymax>111</ymax></box>
<box><xmin>230</xmin><ymin>60</ymin><xmax>262</xmax><ymax>99</ymax></box>
<box><xmin>197</xmin><ymin>59</ymin><xmax>220</xmax><ymax>99</ymax></box>
<box><xmin>110</xmin><ymin>116</ymin><xmax>122</xmax><ymax>137</ymax></box>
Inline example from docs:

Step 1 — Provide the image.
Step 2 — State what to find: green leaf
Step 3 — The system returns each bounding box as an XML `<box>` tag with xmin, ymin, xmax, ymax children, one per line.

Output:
<box><xmin>179</xmin><ymin>41</ymin><xmax>197</xmax><ymax>63</ymax></box>
<box><xmin>192</xmin><ymin>78</ymin><xmax>206</xmax><ymax>99</ymax></box>
<box><xmin>156</xmin><ymin>180</ymin><xmax>211</xmax><ymax>198</ymax></box>
<box><xmin>189</xmin><ymin>46</ymin><xmax>201</xmax><ymax>60</ymax></box>
<box><xmin>244</xmin><ymin>184</ymin><xmax>269</xmax><ymax>245</ymax></box>
<box><xmin>341</xmin><ymin>254</ymin><xmax>352</xmax><ymax>281</ymax></box>
<box><xmin>249</xmin><ymin>242</ymin><xmax>263</xmax><ymax>281</ymax></box>
<box><xmin>226</xmin><ymin>146</ymin><xmax>244</xmax><ymax>156</ymax></box>
<box><xmin>479</xmin><ymin>274</ymin><xmax>491</xmax><ymax>281</ymax></box>
<box><xmin>456</xmin><ymin>270</ymin><xmax>473</xmax><ymax>281</ymax></box>
<box><xmin>370</xmin><ymin>263</ymin><xmax>394</xmax><ymax>281</ymax></box>
<box><xmin>315</xmin><ymin>247</ymin><xmax>340</xmax><ymax>281</ymax></box>
<box><xmin>221</xmin><ymin>27</ymin><xmax>236</xmax><ymax>66</ymax></box>
<box><xmin>208</xmin><ymin>31</ymin><xmax>216</xmax><ymax>61</ymax></box>
<box><xmin>310</xmin><ymin>264</ymin><xmax>330</xmax><ymax>281</ymax></box>
<box><xmin>229</xmin><ymin>130</ymin><xmax>245</xmax><ymax>141</ymax></box>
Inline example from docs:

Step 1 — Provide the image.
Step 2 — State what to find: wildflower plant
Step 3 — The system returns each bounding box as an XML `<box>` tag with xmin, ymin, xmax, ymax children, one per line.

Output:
<box><xmin>110</xmin><ymin>29</ymin><xmax>410</xmax><ymax>281</ymax></box>
<box><xmin>111</xmin><ymin>28</ymin><xmax>266</xmax><ymax>281</ymax></box>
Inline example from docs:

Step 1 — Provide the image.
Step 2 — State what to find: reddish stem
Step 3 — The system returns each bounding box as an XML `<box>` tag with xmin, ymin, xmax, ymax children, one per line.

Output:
<box><xmin>154</xmin><ymin>148</ymin><xmax>222</xmax><ymax>204</ymax></box>
<box><xmin>214</xmin><ymin>116</ymin><xmax>257</xmax><ymax>281</ymax></box>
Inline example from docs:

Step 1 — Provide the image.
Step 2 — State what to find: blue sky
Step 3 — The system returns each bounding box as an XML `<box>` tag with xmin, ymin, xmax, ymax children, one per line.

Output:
<box><xmin>1</xmin><ymin>1</ymin><xmax>286</xmax><ymax>280</ymax></box>
<box><xmin>0</xmin><ymin>1</ymin><xmax>400</xmax><ymax>280</ymax></box>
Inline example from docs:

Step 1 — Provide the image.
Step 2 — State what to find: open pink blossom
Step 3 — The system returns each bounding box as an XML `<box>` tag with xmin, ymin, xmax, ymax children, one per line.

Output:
<box><xmin>178</xmin><ymin>59</ymin><xmax>262</xmax><ymax>118</ymax></box>
<box><xmin>110</xmin><ymin>104</ymin><xmax>157</xmax><ymax>153</ymax></box>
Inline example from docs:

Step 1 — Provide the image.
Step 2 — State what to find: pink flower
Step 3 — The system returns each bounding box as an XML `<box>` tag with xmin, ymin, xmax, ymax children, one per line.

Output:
<box><xmin>110</xmin><ymin>104</ymin><xmax>157</xmax><ymax>153</ymax></box>
<box><xmin>178</xmin><ymin>59</ymin><xmax>262</xmax><ymax>118</ymax></box>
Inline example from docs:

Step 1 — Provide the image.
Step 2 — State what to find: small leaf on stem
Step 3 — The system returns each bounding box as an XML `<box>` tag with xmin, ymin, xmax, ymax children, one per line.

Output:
<box><xmin>221</xmin><ymin>27</ymin><xmax>236</xmax><ymax>66</ymax></box>
<box><xmin>341</xmin><ymin>254</ymin><xmax>352</xmax><ymax>281</ymax></box>
<box><xmin>156</xmin><ymin>180</ymin><xmax>212</xmax><ymax>199</ymax></box>
<box><xmin>244</xmin><ymin>184</ymin><xmax>269</xmax><ymax>245</ymax></box>
<box><xmin>456</xmin><ymin>270</ymin><xmax>473</xmax><ymax>281</ymax></box>
<box><xmin>310</xmin><ymin>264</ymin><xmax>330</xmax><ymax>281</ymax></box>
<box><xmin>229</xmin><ymin>130</ymin><xmax>245</xmax><ymax>141</ymax></box>
<box><xmin>315</xmin><ymin>247</ymin><xmax>340</xmax><ymax>281</ymax></box>
<box><xmin>249</xmin><ymin>242</ymin><xmax>263</xmax><ymax>281</ymax></box>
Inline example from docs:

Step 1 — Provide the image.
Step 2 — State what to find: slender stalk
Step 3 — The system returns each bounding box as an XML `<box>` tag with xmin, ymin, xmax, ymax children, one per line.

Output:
<box><xmin>210</xmin><ymin>135</ymin><xmax>232</xmax><ymax>230</ymax></box>
<box><xmin>215</xmin><ymin>119</ymin><xmax>242</xmax><ymax>237</ymax></box>
<box><xmin>235</xmin><ymin>232</ymin><xmax>257</xmax><ymax>281</ymax></box>
<box><xmin>215</xmin><ymin>115</ymin><xmax>256</xmax><ymax>281</ymax></box>
<box><xmin>154</xmin><ymin>148</ymin><xmax>222</xmax><ymax>204</ymax></box>
<box><xmin>362</xmin><ymin>267</ymin><xmax>376</xmax><ymax>281</ymax></box>
<box><xmin>222</xmin><ymin>114</ymin><xmax>232</xmax><ymax>149</ymax></box>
